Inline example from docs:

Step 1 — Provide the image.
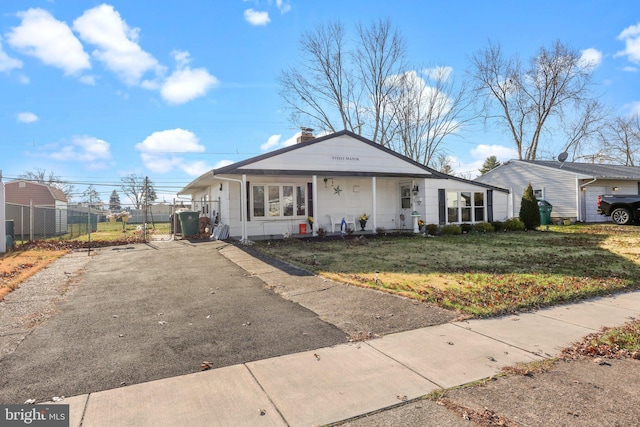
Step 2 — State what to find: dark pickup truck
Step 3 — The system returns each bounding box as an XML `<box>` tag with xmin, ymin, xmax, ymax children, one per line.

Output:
<box><xmin>597</xmin><ymin>194</ymin><xmax>640</xmax><ymax>225</ymax></box>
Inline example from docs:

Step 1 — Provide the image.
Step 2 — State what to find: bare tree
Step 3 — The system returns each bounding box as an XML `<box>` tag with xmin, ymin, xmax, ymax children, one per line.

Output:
<box><xmin>18</xmin><ymin>168</ymin><xmax>76</xmax><ymax>200</ymax></box>
<box><xmin>386</xmin><ymin>67</ymin><xmax>477</xmax><ymax>166</ymax></box>
<box><xmin>433</xmin><ymin>153</ymin><xmax>454</xmax><ymax>175</ymax></box>
<box><xmin>470</xmin><ymin>40</ymin><xmax>599</xmax><ymax>160</ymax></box>
<box><xmin>278</xmin><ymin>19</ymin><xmax>406</xmax><ymax>144</ymax></box>
<box><xmin>121</xmin><ymin>174</ymin><xmax>157</xmax><ymax>209</ymax></box>
<box><xmin>279</xmin><ymin>22</ymin><xmax>358</xmax><ymax>134</ymax></box>
<box><xmin>81</xmin><ymin>185</ymin><xmax>101</xmax><ymax>208</ymax></box>
<box><xmin>561</xmin><ymin>99</ymin><xmax>609</xmax><ymax>160</ymax></box>
<box><xmin>353</xmin><ymin>19</ymin><xmax>406</xmax><ymax>145</ymax></box>
<box><xmin>601</xmin><ymin>114</ymin><xmax>640</xmax><ymax>166</ymax></box>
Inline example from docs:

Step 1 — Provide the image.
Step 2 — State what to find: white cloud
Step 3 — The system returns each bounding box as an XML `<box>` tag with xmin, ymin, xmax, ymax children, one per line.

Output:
<box><xmin>79</xmin><ymin>75</ymin><xmax>96</xmax><ymax>85</ymax></box>
<box><xmin>622</xmin><ymin>66</ymin><xmax>638</xmax><ymax>72</ymax></box>
<box><xmin>616</xmin><ymin>22</ymin><xmax>640</xmax><ymax>64</ymax></box>
<box><xmin>422</xmin><ymin>66</ymin><xmax>453</xmax><ymax>82</ymax></box>
<box><xmin>6</xmin><ymin>8</ymin><xmax>90</xmax><ymax>75</ymax></box>
<box><xmin>17</xmin><ymin>111</ymin><xmax>38</xmax><ymax>123</ymax></box>
<box><xmin>452</xmin><ymin>144</ymin><xmax>518</xmax><ymax>179</ymax></box>
<box><xmin>73</xmin><ymin>4</ymin><xmax>162</xmax><ymax>85</ymax></box>
<box><xmin>49</xmin><ymin>135</ymin><xmax>112</xmax><ymax>169</ymax></box>
<box><xmin>579</xmin><ymin>48</ymin><xmax>602</xmax><ymax>69</ymax></box>
<box><xmin>179</xmin><ymin>160</ymin><xmax>212</xmax><ymax>176</ymax></box>
<box><xmin>244</xmin><ymin>9</ymin><xmax>270</xmax><ymax>26</ymax></box>
<box><xmin>0</xmin><ymin>36</ymin><xmax>22</xmax><ymax>72</ymax></box>
<box><xmin>276</xmin><ymin>0</ymin><xmax>292</xmax><ymax>13</ymax></box>
<box><xmin>136</xmin><ymin>128</ymin><xmax>205</xmax><ymax>153</ymax></box>
<box><xmin>260</xmin><ymin>133</ymin><xmax>298</xmax><ymax>151</ymax></box>
<box><xmin>213</xmin><ymin>159</ymin><xmax>234</xmax><ymax>169</ymax></box>
<box><xmin>160</xmin><ymin>51</ymin><xmax>219</xmax><ymax>104</ymax></box>
<box><xmin>136</xmin><ymin>129</ymin><xmax>208</xmax><ymax>173</ymax></box>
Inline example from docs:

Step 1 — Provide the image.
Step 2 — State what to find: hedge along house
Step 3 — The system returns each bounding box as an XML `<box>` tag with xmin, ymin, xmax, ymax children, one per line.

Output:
<box><xmin>178</xmin><ymin>130</ymin><xmax>510</xmax><ymax>242</ymax></box>
<box><xmin>474</xmin><ymin>160</ymin><xmax>640</xmax><ymax>223</ymax></box>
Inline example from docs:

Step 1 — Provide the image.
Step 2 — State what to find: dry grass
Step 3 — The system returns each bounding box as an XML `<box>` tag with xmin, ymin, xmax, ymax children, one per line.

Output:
<box><xmin>0</xmin><ymin>249</ymin><xmax>69</xmax><ymax>299</ymax></box>
<box><xmin>253</xmin><ymin>224</ymin><xmax>640</xmax><ymax>316</ymax></box>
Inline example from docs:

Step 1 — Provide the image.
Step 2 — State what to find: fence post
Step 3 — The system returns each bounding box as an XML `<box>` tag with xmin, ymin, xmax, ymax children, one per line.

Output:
<box><xmin>30</xmin><ymin>200</ymin><xmax>34</xmax><ymax>241</ymax></box>
<box><xmin>0</xmin><ymin>171</ymin><xmax>6</xmax><ymax>253</ymax></box>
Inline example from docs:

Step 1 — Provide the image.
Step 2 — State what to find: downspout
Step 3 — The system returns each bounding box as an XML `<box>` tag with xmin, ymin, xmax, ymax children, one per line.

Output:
<box><xmin>213</xmin><ymin>173</ymin><xmax>250</xmax><ymax>244</ymax></box>
<box><xmin>312</xmin><ymin>175</ymin><xmax>318</xmax><ymax>236</ymax></box>
<box><xmin>578</xmin><ymin>177</ymin><xmax>598</xmax><ymax>223</ymax></box>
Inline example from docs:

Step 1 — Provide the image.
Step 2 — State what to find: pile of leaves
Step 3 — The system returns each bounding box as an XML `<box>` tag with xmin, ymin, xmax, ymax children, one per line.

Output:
<box><xmin>436</xmin><ymin>398</ymin><xmax>518</xmax><ymax>427</ymax></box>
<box><xmin>17</xmin><ymin>237</ymin><xmax>145</xmax><ymax>251</ymax></box>
<box><xmin>561</xmin><ymin>318</ymin><xmax>640</xmax><ymax>360</ymax></box>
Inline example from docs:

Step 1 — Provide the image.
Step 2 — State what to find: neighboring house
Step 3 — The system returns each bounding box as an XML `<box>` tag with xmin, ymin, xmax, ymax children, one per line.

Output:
<box><xmin>5</xmin><ymin>180</ymin><xmax>69</xmax><ymax>236</ymax></box>
<box><xmin>475</xmin><ymin>160</ymin><xmax>640</xmax><ymax>223</ymax></box>
<box><xmin>178</xmin><ymin>130</ymin><xmax>510</xmax><ymax>241</ymax></box>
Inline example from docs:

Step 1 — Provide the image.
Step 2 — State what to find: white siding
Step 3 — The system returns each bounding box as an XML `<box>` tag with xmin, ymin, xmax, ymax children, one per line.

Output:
<box><xmin>239</xmin><ymin>134</ymin><xmax>432</xmax><ymax>176</ymax></box>
<box><xmin>477</xmin><ymin>162</ymin><xmax>579</xmax><ymax>220</ymax></box>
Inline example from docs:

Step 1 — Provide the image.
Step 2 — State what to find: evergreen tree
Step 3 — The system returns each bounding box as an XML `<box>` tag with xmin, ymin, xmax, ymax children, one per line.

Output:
<box><xmin>109</xmin><ymin>190</ymin><xmax>122</xmax><ymax>212</ymax></box>
<box><xmin>479</xmin><ymin>156</ymin><xmax>501</xmax><ymax>175</ymax></box>
<box><xmin>519</xmin><ymin>183</ymin><xmax>540</xmax><ymax>230</ymax></box>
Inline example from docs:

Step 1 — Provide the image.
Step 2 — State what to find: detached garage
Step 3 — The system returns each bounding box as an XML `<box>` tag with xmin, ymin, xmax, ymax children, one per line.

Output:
<box><xmin>475</xmin><ymin>160</ymin><xmax>640</xmax><ymax>223</ymax></box>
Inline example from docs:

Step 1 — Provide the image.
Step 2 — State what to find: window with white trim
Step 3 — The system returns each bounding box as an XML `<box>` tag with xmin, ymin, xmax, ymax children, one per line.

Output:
<box><xmin>252</xmin><ymin>184</ymin><xmax>306</xmax><ymax>219</ymax></box>
<box><xmin>447</xmin><ymin>191</ymin><xmax>485</xmax><ymax>223</ymax></box>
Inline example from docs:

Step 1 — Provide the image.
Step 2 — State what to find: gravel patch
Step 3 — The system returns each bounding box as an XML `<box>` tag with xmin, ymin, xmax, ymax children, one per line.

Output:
<box><xmin>0</xmin><ymin>250</ymin><xmax>92</xmax><ymax>357</ymax></box>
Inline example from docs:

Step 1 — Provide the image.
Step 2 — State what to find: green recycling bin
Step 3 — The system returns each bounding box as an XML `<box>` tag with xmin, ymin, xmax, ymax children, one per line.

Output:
<box><xmin>178</xmin><ymin>211</ymin><xmax>200</xmax><ymax>237</ymax></box>
<box><xmin>538</xmin><ymin>200</ymin><xmax>553</xmax><ymax>225</ymax></box>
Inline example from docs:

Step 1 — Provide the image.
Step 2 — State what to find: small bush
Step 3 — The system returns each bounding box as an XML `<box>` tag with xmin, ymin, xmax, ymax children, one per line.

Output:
<box><xmin>425</xmin><ymin>224</ymin><xmax>439</xmax><ymax>235</ymax></box>
<box><xmin>503</xmin><ymin>218</ymin><xmax>525</xmax><ymax>231</ymax></box>
<box><xmin>491</xmin><ymin>221</ymin><xmax>505</xmax><ymax>232</ymax></box>
<box><xmin>519</xmin><ymin>183</ymin><xmax>541</xmax><ymax>230</ymax></box>
<box><xmin>460</xmin><ymin>223</ymin><xmax>475</xmax><ymax>234</ymax></box>
<box><xmin>441</xmin><ymin>224</ymin><xmax>462</xmax><ymax>235</ymax></box>
<box><xmin>317</xmin><ymin>227</ymin><xmax>327</xmax><ymax>237</ymax></box>
<box><xmin>475</xmin><ymin>222</ymin><xmax>495</xmax><ymax>233</ymax></box>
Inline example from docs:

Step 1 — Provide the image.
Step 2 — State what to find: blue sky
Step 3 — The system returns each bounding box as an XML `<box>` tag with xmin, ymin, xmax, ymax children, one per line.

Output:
<box><xmin>1</xmin><ymin>1</ymin><xmax>639</xmax><ymax>203</ymax></box>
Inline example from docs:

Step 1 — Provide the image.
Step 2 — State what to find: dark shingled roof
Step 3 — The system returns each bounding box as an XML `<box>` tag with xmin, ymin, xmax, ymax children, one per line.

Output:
<box><xmin>519</xmin><ymin>160</ymin><xmax>640</xmax><ymax>180</ymax></box>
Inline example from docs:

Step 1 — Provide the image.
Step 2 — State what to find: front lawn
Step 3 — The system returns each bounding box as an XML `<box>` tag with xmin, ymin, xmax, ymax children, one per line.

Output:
<box><xmin>252</xmin><ymin>224</ymin><xmax>640</xmax><ymax>317</ymax></box>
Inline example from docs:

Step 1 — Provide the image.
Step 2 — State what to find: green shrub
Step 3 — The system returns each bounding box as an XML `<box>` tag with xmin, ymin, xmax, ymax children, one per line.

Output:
<box><xmin>491</xmin><ymin>221</ymin><xmax>505</xmax><ymax>232</ymax></box>
<box><xmin>425</xmin><ymin>224</ymin><xmax>439</xmax><ymax>235</ymax></box>
<box><xmin>504</xmin><ymin>218</ymin><xmax>525</xmax><ymax>231</ymax></box>
<box><xmin>441</xmin><ymin>224</ymin><xmax>462</xmax><ymax>235</ymax></box>
<box><xmin>519</xmin><ymin>183</ymin><xmax>541</xmax><ymax>230</ymax></box>
<box><xmin>460</xmin><ymin>223</ymin><xmax>475</xmax><ymax>234</ymax></box>
<box><xmin>475</xmin><ymin>222</ymin><xmax>495</xmax><ymax>233</ymax></box>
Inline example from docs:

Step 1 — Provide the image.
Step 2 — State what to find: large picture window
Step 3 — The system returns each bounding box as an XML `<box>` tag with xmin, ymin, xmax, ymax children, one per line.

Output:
<box><xmin>252</xmin><ymin>184</ymin><xmax>307</xmax><ymax>219</ymax></box>
<box><xmin>447</xmin><ymin>191</ymin><xmax>485</xmax><ymax>223</ymax></box>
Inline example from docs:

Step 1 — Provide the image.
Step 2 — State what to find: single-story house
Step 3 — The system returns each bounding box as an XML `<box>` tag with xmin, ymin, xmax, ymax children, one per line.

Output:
<box><xmin>5</xmin><ymin>180</ymin><xmax>69</xmax><ymax>236</ymax></box>
<box><xmin>178</xmin><ymin>130</ymin><xmax>510</xmax><ymax>241</ymax></box>
<box><xmin>474</xmin><ymin>160</ymin><xmax>640</xmax><ymax>223</ymax></box>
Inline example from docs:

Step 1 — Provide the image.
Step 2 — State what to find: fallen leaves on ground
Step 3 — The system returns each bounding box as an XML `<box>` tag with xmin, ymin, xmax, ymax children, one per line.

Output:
<box><xmin>561</xmin><ymin>318</ymin><xmax>640</xmax><ymax>360</ymax></box>
<box><xmin>437</xmin><ymin>397</ymin><xmax>518</xmax><ymax>426</ymax></box>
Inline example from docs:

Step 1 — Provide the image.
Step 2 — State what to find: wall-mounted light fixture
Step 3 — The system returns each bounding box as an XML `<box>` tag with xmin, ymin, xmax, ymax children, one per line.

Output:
<box><xmin>219</xmin><ymin>183</ymin><xmax>223</xmax><ymax>191</ymax></box>
<box><xmin>412</xmin><ymin>184</ymin><xmax>419</xmax><ymax>195</ymax></box>
<box><xmin>581</xmin><ymin>187</ymin><xmax>587</xmax><ymax>192</ymax></box>
<box><xmin>613</xmin><ymin>186</ymin><xmax>619</xmax><ymax>192</ymax></box>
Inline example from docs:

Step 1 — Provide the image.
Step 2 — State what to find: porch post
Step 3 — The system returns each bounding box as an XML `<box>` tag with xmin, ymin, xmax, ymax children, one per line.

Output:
<box><xmin>372</xmin><ymin>176</ymin><xmax>377</xmax><ymax>234</ymax></box>
<box><xmin>241</xmin><ymin>174</ymin><xmax>248</xmax><ymax>243</ymax></box>
<box><xmin>312</xmin><ymin>175</ymin><xmax>318</xmax><ymax>236</ymax></box>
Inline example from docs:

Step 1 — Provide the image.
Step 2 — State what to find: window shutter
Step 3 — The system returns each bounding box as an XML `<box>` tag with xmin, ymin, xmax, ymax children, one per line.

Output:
<box><xmin>307</xmin><ymin>182</ymin><xmax>314</xmax><ymax>218</ymax></box>
<box><xmin>438</xmin><ymin>189</ymin><xmax>446</xmax><ymax>225</ymax></box>
<box><xmin>487</xmin><ymin>190</ymin><xmax>493</xmax><ymax>223</ymax></box>
<box><xmin>246</xmin><ymin>181</ymin><xmax>251</xmax><ymax>221</ymax></box>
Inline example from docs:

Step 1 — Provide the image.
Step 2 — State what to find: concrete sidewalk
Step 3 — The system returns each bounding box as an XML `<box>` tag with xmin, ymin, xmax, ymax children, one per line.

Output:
<box><xmin>49</xmin><ymin>289</ymin><xmax>639</xmax><ymax>427</ymax></box>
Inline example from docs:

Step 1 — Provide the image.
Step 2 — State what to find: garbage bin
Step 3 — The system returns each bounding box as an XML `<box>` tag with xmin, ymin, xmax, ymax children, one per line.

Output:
<box><xmin>538</xmin><ymin>200</ymin><xmax>553</xmax><ymax>225</ymax></box>
<box><xmin>178</xmin><ymin>211</ymin><xmax>200</xmax><ymax>237</ymax></box>
<box><xmin>5</xmin><ymin>220</ymin><xmax>15</xmax><ymax>251</ymax></box>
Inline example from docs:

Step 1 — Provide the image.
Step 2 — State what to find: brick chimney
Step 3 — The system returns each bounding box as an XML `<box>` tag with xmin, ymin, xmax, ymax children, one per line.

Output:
<box><xmin>297</xmin><ymin>127</ymin><xmax>315</xmax><ymax>143</ymax></box>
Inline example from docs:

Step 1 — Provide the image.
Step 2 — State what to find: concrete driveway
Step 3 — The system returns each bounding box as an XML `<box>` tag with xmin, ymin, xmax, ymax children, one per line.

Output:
<box><xmin>0</xmin><ymin>239</ymin><xmax>348</xmax><ymax>403</ymax></box>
